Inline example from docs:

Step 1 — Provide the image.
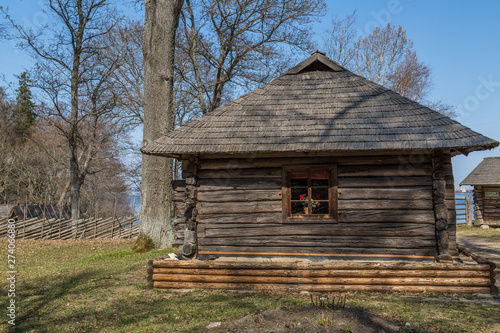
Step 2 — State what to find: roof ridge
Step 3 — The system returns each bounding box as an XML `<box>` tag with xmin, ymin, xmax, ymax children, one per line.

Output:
<box><xmin>285</xmin><ymin>50</ymin><xmax>346</xmax><ymax>74</ymax></box>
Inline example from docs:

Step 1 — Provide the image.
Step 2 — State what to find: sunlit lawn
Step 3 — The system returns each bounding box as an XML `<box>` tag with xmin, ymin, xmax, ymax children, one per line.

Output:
<box><xmin>1</xmin><ymin>238</ymin><xmax>499</xmax><ymax>332</ymax></box>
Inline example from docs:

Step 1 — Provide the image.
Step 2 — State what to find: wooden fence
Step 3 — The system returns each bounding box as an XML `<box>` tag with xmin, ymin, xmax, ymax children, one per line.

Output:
<box><xmin>0</xmin><ymin>214</ymin><xmax>140</xmax><ymax>240</ymax></box>
<box><xmin>456</xmin><ymin>196</ymin><xmax>473</xmax><ymax>226</ymax></box>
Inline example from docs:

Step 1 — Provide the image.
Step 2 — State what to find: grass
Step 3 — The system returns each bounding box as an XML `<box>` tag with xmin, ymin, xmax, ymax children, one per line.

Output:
<box><xmin>457</xmin><ymin>224</ymin><xmax>500</xmax><ymax>241</ymax></box>
<box><xmin>1</xmin><ymin>238</ymin><xmax>499</xmax><ymax>332</ymax></box>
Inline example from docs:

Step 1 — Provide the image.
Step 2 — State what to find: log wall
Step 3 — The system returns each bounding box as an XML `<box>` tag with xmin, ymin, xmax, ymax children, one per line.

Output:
<box><xmin>181</xmin><ymin>152</ymin><xmax>457</xmax><ymax>259</ymax></box>
<box><xmin>147</xmin><ymin>259</ymin><xmax>493</xmax><ymax>294</ymax></box>
<box><xmin>473</xmin><ymin>186</ymin><xmax>500</xmax><ymax>227</ymax></box>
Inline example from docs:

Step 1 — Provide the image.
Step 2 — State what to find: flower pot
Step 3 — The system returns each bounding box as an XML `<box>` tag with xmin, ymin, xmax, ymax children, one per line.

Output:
<box><xmin>304</xmin><ymin>207</ymin><xmax>309</xmax><ymax>214</ymax></box>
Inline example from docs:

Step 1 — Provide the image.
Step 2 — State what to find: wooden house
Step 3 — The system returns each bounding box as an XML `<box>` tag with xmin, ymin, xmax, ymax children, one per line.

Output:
<box><xmin>142</xmin><ymin>51</ymin><xmax>499</xmax><ymax>293</ymax></box>
<box><xmin>461</xmin><ymin>157</ymin><xmax>500</xmax><ymax>227</ymax></box>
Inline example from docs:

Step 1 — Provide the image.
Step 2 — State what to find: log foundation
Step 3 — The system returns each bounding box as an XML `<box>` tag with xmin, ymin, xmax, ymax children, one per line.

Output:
<box><xmin>147</xmin><ymin>255</ymin><xmax>496</xmax><ymax>294</ymax></box>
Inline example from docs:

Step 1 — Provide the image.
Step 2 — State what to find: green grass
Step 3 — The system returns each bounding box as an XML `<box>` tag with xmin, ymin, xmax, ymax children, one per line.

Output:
<box><xmin>457</xmin><ymin>225</ymin><xmax>500</xmax><ymax>241</ymax></box>
<box><xmin>1</xmin><ymin>239</ymin><xmax>499</xmax><ymax>332</ymax></box>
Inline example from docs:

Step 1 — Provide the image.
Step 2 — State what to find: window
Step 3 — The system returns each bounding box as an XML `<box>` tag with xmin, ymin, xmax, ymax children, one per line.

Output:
<box><xmin>282</xmin><ymin>165</ymin><xmax>338</xmax><ymax>222</ymax></box>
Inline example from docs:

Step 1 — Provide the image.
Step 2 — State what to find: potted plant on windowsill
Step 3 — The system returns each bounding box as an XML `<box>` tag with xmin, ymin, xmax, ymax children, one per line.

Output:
<box><xmin>299</xmin><ymin>193</ymin><xmax>320</xmax><ymax>214</ymax></box>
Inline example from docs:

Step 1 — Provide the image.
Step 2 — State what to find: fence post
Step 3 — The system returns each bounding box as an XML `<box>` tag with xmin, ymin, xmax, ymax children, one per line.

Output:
<box><xmin>465</xmin><ymin>196</ymin><xmax>473</xmax><ymax>226</ymax></box>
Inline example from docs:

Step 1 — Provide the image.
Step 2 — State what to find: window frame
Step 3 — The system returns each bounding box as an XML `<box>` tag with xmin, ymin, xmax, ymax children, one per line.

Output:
<box><xmin>281</xmin><ymin>165</ymin><xmax>338</xmax><ymax>223</ymax></box>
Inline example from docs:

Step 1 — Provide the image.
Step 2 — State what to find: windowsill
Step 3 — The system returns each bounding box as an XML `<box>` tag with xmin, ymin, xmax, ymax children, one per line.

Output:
<box><xmin>282</xmin><ymin>216</ymin><xmax>338</xmax><ymax>224</ymax></box>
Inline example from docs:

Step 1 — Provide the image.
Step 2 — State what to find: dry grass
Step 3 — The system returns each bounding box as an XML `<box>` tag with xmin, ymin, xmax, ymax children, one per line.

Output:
<box><xmin>1</xmin><ymin>238</ymin><xmax>499</xmax><ymax>332</ymax></box>
<box><xmin>457</xmin><ymin>225</ymin><xmax>500</xmax><ymax>241</ymax></box>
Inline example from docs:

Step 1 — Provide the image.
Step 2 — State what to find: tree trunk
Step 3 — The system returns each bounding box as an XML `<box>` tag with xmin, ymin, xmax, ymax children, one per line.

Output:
<box><xmin>140</xmin><ymin>0</ymin><xmax>184</xmax><ymax>248</ymax></box>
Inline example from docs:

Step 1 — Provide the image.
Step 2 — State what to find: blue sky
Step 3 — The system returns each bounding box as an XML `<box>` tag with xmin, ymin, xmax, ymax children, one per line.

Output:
<box><xmin>1</xmin><ymin>0</ymin><xmax>499</xmax><ymax>186</ymax></box>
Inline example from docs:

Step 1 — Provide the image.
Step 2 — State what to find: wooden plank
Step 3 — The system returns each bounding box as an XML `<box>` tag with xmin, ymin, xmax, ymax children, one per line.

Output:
<box><xmin>197</xmin><ymin>212</ymin><xmax>282</xmax><ymax>224</ymax></box>
<box><xmin>197</xmin><ymin>201</ymin><xmax>282</xmax><ymax>215</ymax></box>
<box><xmin>152</xmin><ymin>281</ymin><xmax>491</xmax><ymax>294</ymax></box>
<box><xmin>338</xmin><ymin>199</ymin><xmax>432</xmax><ymax>210</ymax></box>
<box><xmin>199</xmin><ymin>236</ymin><xmax>436</xmax><ymax>249</ymax></box>
<box><xmin>197</xmin><ymin>168</ymin><xmax>281</xmax><ymax>179</ymax></box>
<box><xmin>338</xmin><ymin>210</ymin><xmax>434</xmax><ymax>223</ymax></box>
<box><xmin>338</xmin><ymin>164</ymin><xmax>432</xmax><ymax>177</ymax></box>
<box><xmin>201</xmin><ymin>222</ymin><xmax>434</xmax><ymax>233</ymax></box>
<box><xmin>197</xmin><ymin>245</ymin><xmax>436</xmax><ymax>256</ymax></box>
<box><xmin>152</xmin><ymin>273</ymin><xmax>491</xmax><ymax>287</ymax></box>
<box><xmin>152</xmin><ymin>260</ymin><xmax>489</xmax><ymax>271</ymax></box>
<box><xmin>338</xmin><ymin>188</ymin><xmax>432</xmax><ymax>200</ymax></box>
<box><xmin>152</xmin><ymin>268</ymin><xmax>490</xmax><ymax>278</ymax></box>
<box><xmin>201</xmin><ymin>224</ymin><xmax>435</xmax><ymax>238</ymax></box>
<box><xmin>199</xmin><ymin>178</ymin><xmax>281</xmax><ymax>191</ymax></box>
<box><xmin>339</xmin><ymin>176</ymin><xmax>432</xmax><ymax>187</ymax></box>
<box><xmin>197</xmin><ymin>189</ymin><xmax>282</xmax><ymax>202</ymax></box>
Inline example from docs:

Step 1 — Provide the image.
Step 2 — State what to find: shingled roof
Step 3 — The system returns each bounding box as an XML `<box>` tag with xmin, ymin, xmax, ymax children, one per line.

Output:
<box><xmin>460</xmin><ymin>157</ymin><xmax>500</xmax><ymax>185</ymax></box>
<box><xmin>142</xmin><ymin>51</ymin><xmax>498</xmax><ymax>157</ymax></box>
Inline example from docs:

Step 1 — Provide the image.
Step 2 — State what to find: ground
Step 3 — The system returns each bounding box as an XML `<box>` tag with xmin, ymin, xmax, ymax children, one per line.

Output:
<box><xmin>0</xmin><ymin>226</ymin><xmax>499</xmax><ymax>332</ymax></box>
<box><xmin>456</xmin><ymin>226</ymin><xmax>500</xmax><ymax>292</ymax></box>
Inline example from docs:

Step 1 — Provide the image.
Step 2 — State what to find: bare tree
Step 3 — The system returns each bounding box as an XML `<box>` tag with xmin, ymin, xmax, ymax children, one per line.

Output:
<box><xmin>140</xmin><ymin>0</ymin><xmax>184</xmax><ymax>248</ymax></box>
<box><xmin>387</xmin><ymin>50</ymin><xmax>431</xmax><ymax>101</ymax></box>
<box><xmin>323</xmin><ymin>20</ymin><xmax>456</xmax><ymax>116</ymax></box>
<box><xmin>355</xmin><ymin>24</ymin><xmax>414</xmax><ymax>87</ymax></box>
<box><xmin>8</xmin><ymin>0</ymin><xmax>130</xmax><ymax>225</ymax></box>
<box><xmin>178</xmin><ymin>0</ymin><xmax>325</xmax><ymax>114</ymax></box>
<box><xmin>322</xmin><ymin>10</ymin><xmax>357</xmax><ymax>67</ymax></box>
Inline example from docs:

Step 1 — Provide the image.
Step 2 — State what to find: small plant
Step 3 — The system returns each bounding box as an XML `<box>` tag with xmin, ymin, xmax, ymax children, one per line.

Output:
<box><xmin>310</xmin><ymin>294</ymin><xmax>347</xmax><ymax>310</ymax></box>
<box><xmin>315</xmin><ymin>312</ymin><xmax>333</xmax><ymax>326</ymax></box>
<box><xmin>340</xmin><ymin>327</ymin><xmax>352</xmax><ymax>333</ymax></box>
<box><xmin>299</xmin><ymin>193</ymin><xmax>321</xmax><ymax>208</ymax></box>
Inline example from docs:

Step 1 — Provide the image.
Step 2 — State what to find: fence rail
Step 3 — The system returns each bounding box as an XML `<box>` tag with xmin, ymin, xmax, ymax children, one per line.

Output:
<box><xmin>456</xmin><ymin>196</ymin><xmax>473</xmax><ymax>226</ymax></box>
<box><xmin>0</xmin><ymin>214</ymin><xmax>140</xmax><ymax>240</ymax></box>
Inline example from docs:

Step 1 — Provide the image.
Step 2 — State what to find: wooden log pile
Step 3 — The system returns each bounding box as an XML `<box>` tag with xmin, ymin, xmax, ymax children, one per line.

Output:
<box><xmin>147</xmin><ymin>259</ymin><xmax>494</xmax><ymax>294</ymax></box>
<box><xmin>457</xmin><ymin>245</ymin><xmax>498</xmax><ymax>295</ymax></box>
<box><xmin>0</xmin><ymin>214</ymin><xmax>140</xmax><ymax>240</ymax></box>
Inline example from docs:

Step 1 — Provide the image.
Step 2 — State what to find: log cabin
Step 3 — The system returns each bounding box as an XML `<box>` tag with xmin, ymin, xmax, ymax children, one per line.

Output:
<box><xmin>461</xmin><ymin>157</ymin><xmax>500</xmax><ymax>227</ymax></box>
<box><xmin>142</xmin><ymin>51</ymin><xmax>498</xmax><ymax>268</ymax></box>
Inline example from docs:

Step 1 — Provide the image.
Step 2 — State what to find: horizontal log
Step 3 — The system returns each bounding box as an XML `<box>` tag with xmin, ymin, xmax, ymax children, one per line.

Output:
<box><xmin>338</xmin><ymin>188</ymin><xmax>432</xmax><ymax>200</ymax></box>
<box><xmin>202</xmin><ymin>224</ymin><xmax>435</xmax><ymax>238</ymax></box>
<box><xmin>197</xmin><ymin>201</ymin><xmax>282</xmax><ymax>215</ymax></box>
<box><xmin>338</xmin><ymin>164</ymin><xmax>432</xmax><ymax>177</ymax></box>
<box><xmin>198</xmin><ymin>245</ymin><xmax>436</xmax><ymax>256</ymax></box>
<box><xmin>151</xmin><ymin>281</ymin><xmax>491</xmax><ymax>294</ymax></box>
<box><xmin>198</xmin><ymin>190</ymin><xmax>282</xmax><ymax>202</ymax></box>
<box><xmin>152</xmin><ymin>267</ymin><xmax>490</xmax><ymax>278</ymax></box>
<box><xmin>197</xmin><ymin>212</ymin><xmax>282</xmax><ymax>224</ymax></box>
<box><xmin>339</xmin><ymin>176</ymin><xmax>433</xmax><ymax>187</ymax></box>
<box><xmin>199</xmin><ymin>155</ymin><xmax>432</xmax><ymax>170</ymax></box>
<box><xmin>152</xmin><ymin>274</ymin><xmax>491</xmax><ymax>287</ymax></box>
<box><xmin>152</xmin><ymin>260</ymin><xmax>489</xmax><ymax>271</ymax></box>
<box><xmin>338</xmin><ymin>200</ymin><xmax>432</xmax><ymax>210</ymax></box>
<box><xmin>152</xmin><ymin>273</ymin><xmax>491</xmax><ymax>287</ymax></box>
<box><xmin>201</xmin><ymin>222</ymin><xmax>434</xmax><ymax>234</ymax></box>
<box><xmin>172</xmin><ymin>192</ymin><xmax>186</xmax><ymax>202</ymax></box>
<box><xmin>198</xmin><ymin>168</ymin><xmax>281</xmax><ymax>179</ymax></box>
<box><xmin>199</xmin><ymin>178</ymin><xmax>281</xmax><ymax>191</ymax></box>
<box><xmin>339</xmin><ymin>210</ymin><xmax>434</xmax><ymax>223</ymax></box>
<box><xmin>199</xmin><ymin>236</ymin><xmax>436</xmax><ymax>249</ymax></box>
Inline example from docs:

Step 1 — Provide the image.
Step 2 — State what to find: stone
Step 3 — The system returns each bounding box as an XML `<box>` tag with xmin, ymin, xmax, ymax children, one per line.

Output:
<box><xmin>206</xmin><ymin>322</ymin><xmax>221</xmax><ymax>330</ymax></box>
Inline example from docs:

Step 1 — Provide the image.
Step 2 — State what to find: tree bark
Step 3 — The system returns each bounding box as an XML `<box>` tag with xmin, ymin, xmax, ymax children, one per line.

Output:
<box><xmin>141</xmin><ymin>0</ymin><xmax>184</xmax><ymax>248</ymax></box>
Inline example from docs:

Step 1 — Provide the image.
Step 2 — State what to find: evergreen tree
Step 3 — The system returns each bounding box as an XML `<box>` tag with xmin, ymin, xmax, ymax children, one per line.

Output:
<box><xmin>12</xmin><ymin>72</ymin><xmax>36</xmax><ymax>136</ymax></box>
